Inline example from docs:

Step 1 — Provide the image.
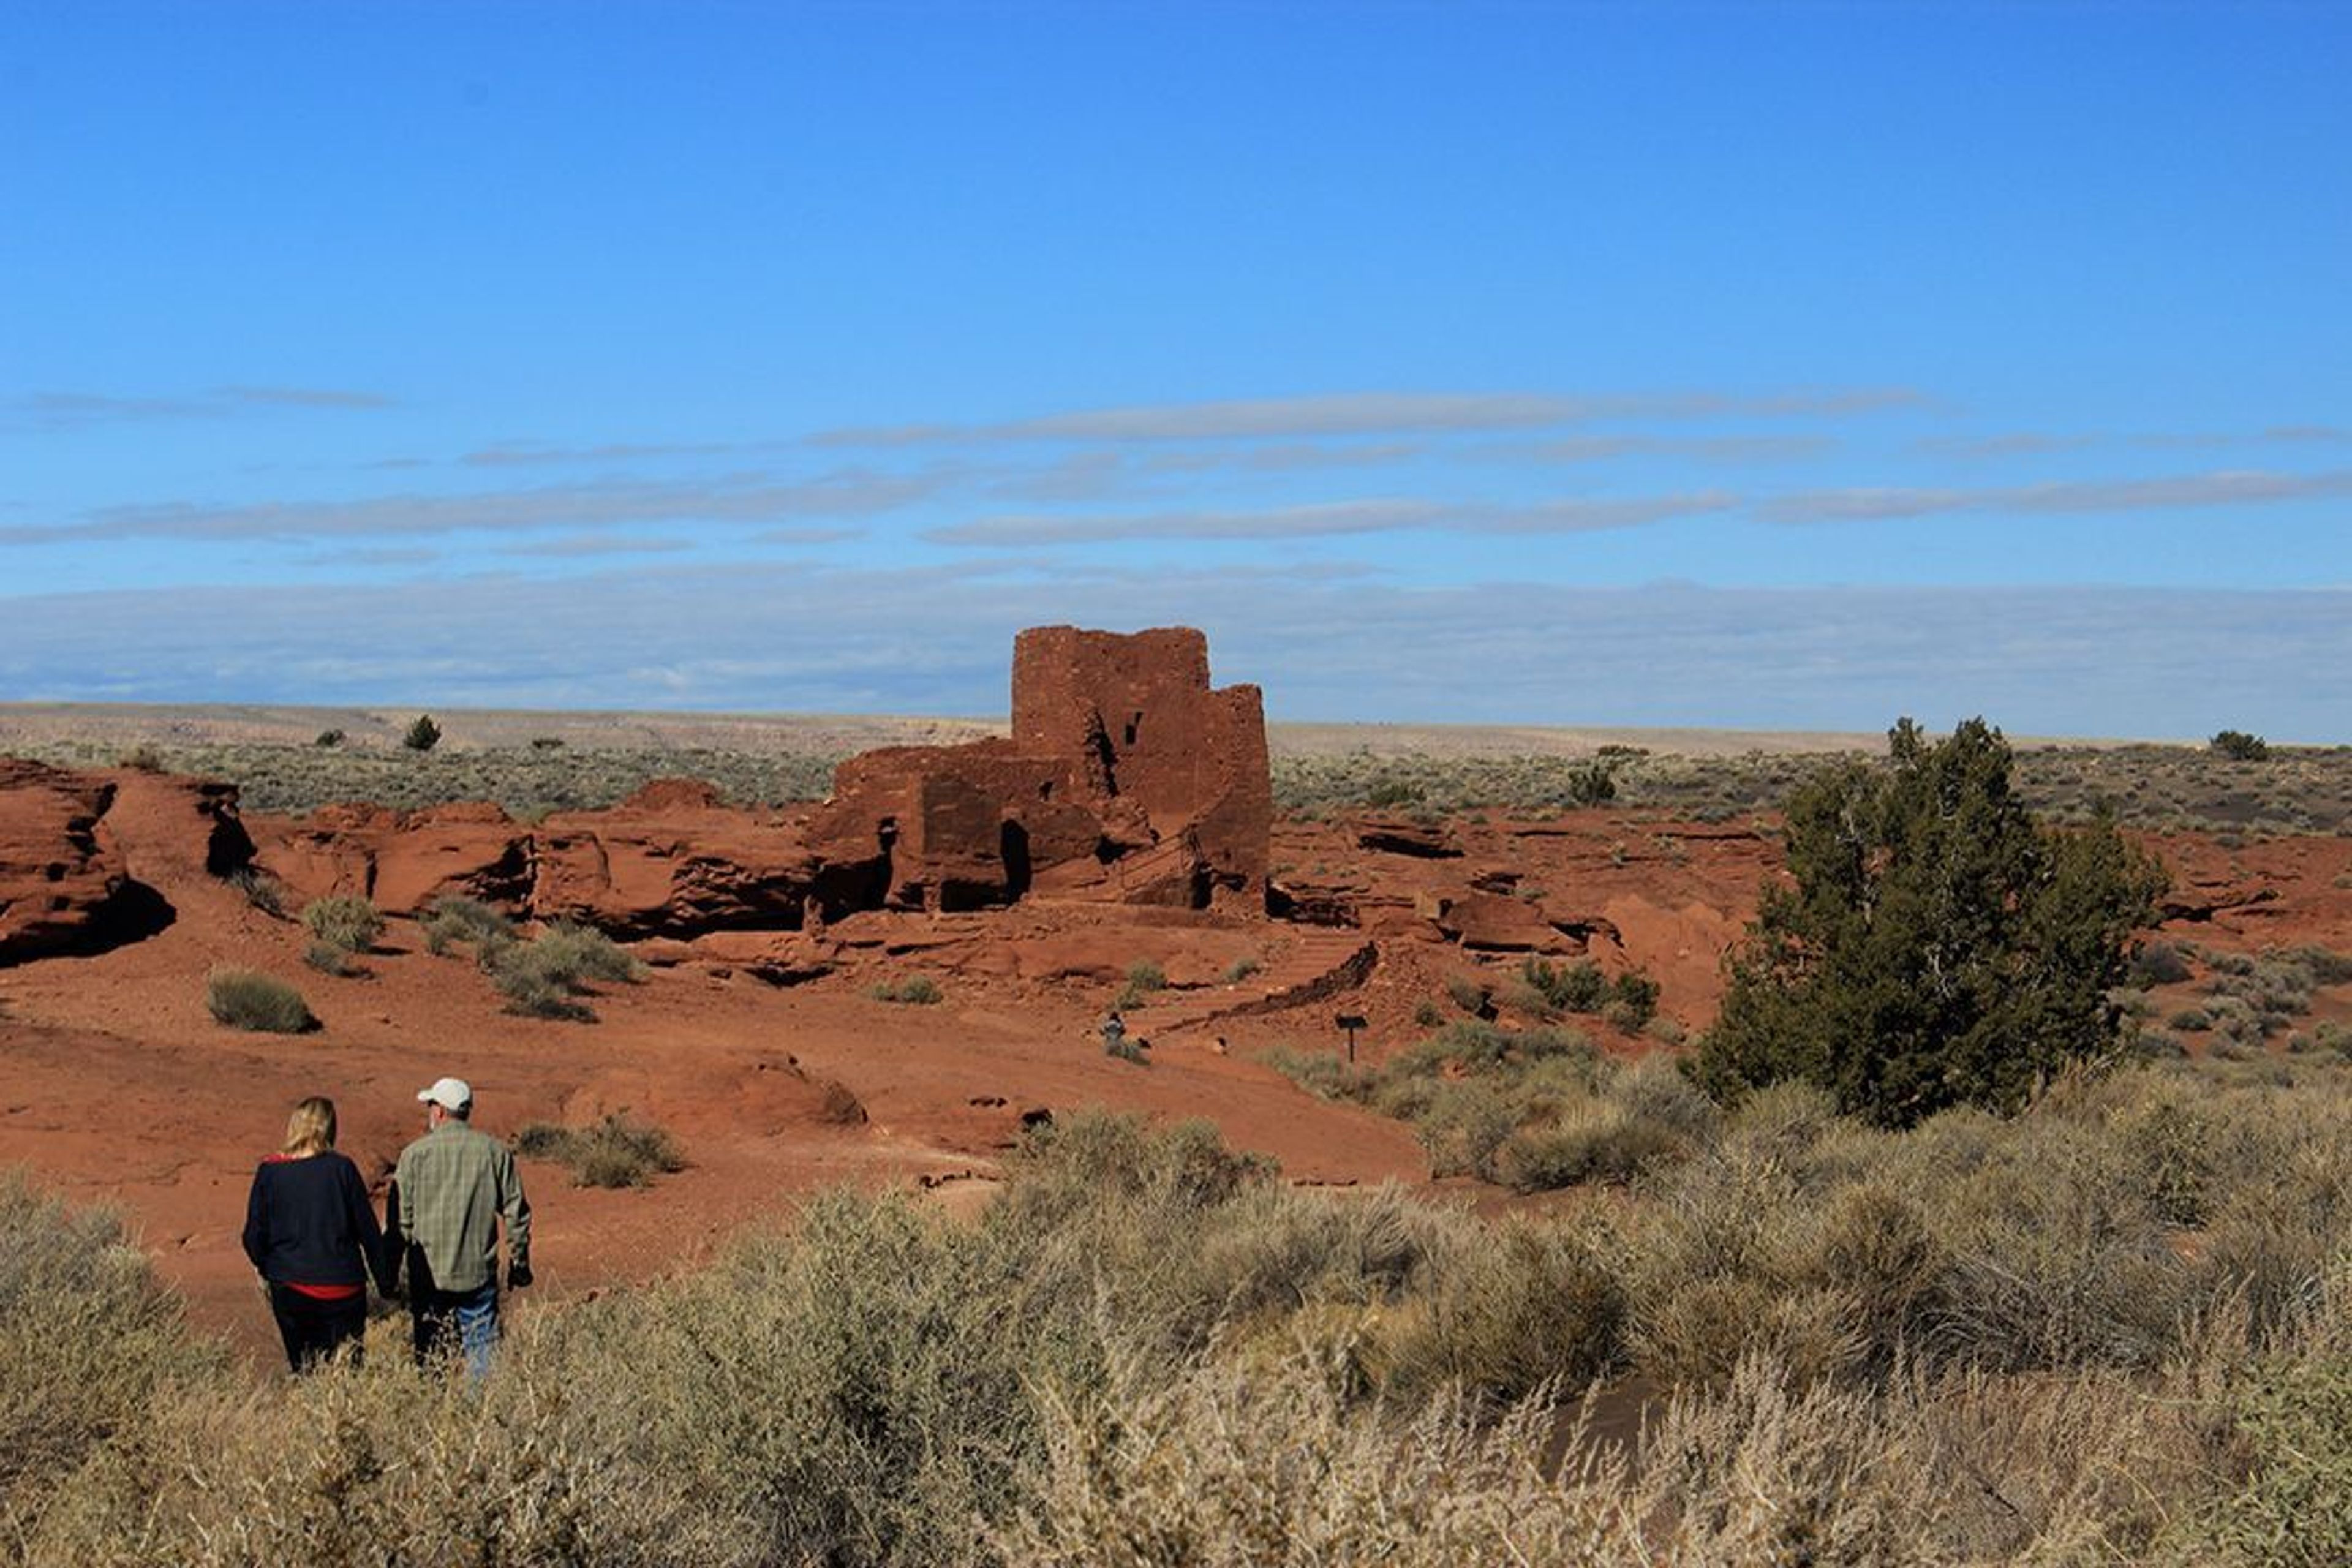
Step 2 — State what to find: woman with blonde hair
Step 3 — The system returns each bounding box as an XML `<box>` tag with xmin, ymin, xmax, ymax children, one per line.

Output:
<box><xmin>241</xmin><ymin>1095</ymin><xmax>393</xmax><ymax>1370</ymax></box>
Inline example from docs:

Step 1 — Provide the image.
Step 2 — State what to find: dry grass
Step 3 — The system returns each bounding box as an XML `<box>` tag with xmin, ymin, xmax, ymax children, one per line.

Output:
<box><xmin>4</xmin><ymin>1067</ymin><xmax>2348</xmax><ymax>1565</ymax></box>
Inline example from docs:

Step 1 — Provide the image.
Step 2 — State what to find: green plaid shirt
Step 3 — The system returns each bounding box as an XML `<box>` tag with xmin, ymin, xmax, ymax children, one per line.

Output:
<box><xmin>393</xmin><ymin>1120</ymin><xmax>530</xmax><ymax>1293</ymax></box>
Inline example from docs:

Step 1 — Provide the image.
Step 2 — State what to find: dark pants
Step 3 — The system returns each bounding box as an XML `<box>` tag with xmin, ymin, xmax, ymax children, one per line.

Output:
<box><xmin>268</xmin><ymin>1283</ymin><xmax>367</xmax><ymax>1373</ymax></box>
<box><xmin>410</xmin><ymin>1280</ymin><xmax>500</xmax><ymax>1377</ymax></box>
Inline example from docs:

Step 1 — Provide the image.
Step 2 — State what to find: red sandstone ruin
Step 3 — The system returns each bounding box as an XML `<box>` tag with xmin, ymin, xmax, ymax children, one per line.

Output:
<box><xmin>810</xmin><ymin>626</ymin><xmax>1270</xmax><ymax>913</ymax></box>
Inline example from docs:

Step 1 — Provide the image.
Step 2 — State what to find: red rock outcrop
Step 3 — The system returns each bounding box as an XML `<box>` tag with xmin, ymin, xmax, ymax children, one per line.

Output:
<box><xmin>533</xmin><ymin>780</ymin><xmax>826</xmax><ymax>938</ymax></box>
<box><xmin>0</xmin><ymin>760</ymin><xmax>132</xmax><ymax>964</ymax></box>
<box><xmin>0</xmin><ymin>760</ymin><xmax>252</xmax><ymax>965</ymax></box>
<box><xmin>257</xmin><ymin>801</ymin><xmax>535</xmax><ymax>912</ymax></box>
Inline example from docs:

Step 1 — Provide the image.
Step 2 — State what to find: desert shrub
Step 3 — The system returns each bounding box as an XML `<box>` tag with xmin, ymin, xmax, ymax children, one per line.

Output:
<box><xmin>1603</xmin><ymin>969</ymin><xmax>1661</xmax><ymax>1031</ymax></box>
<box><xmin>2288</xmin><ymin>943</ymin><xmax>2352</xmax><ymax>986</ymax></box>
<box><xmin>1697</xmin><ymin>717</ymin><xmax>2168</xmax><ymax>1127</ymax></box>
<box><xmin>0</xmin><ymin>1173</ymin><xmax>216</xmax><ymax>1506</ymax></box>
<box><xmin>2211</xmin><ymin>729</ymin><xmax>2271</xmax><ymax>761</ymax></box>
<box><xmin>1110</xmin><ymin>960</ymin><xmax>1166</xmax><ymax>1011</ymax></box>
<box><xmin>1519</xmin><ymin>955</ymin><xmax>1607</xmax><ymax>1013</ymax></box>
<box><xmin>400</xmin><ymin>713</ymin><xmax>441</xmax><ymax>752</ymax></box>
<box><xmin>312</xmin><ymin>727</ymin><xmax>344</xmax><ymax>747</ymax></box>
<box><xmin>1411</xmin><ymin>997</ymin><xmax>1443</xmax><ymax>1027</ymax></box>
<box><xmin>2115</xmin><ymin>1087</ymin><xmax>2216</xmax><ymax>1226</ymax></box>
<box><xmin>2130</xmin><ymin>940</ymin><xmax>2195</xmax><ymax>987</ymax></box>
<box><xmin>1442</xmin><ymin>973</ymin><xmax>1490</xmax><ymax>1015</ymax></box>
<box><xmin>515</xmin><ymin>1115</ymin><xmax>685</xmax><ymax>1188</ymax></box>
<box><xmin>2162</xmin><ymin>1291</ymin><xmax>2352</xmax><ymax>1566</ymax></box>
<box><xmin>299</xmin><ymin>894</ymin><xmax>382</xmax><ymax>956</ymax></box>
<box><xmin>2169</xmin><ymin>1006</ymin><xmax>2214</xmax><ymax>1032</ymax></box>
<box><xmin>1262</xmin><ymin>1046</ymin><xmax>1373</xmax><ymax>1101</ymax></box>
<box><xmin>301</xmin><ymin>941</ymin><xmax>356</xmax><ymax>977</ymax></box>
<box><xmin>224</xmin><ymin>866</ymin><xmax>289</xmax><ymax>919</ymax></box>
<box><xmin>867</xmin><ymin>974</ymin><xmax>943</xmax><ymax>1006</ymax></box>
<box><xmin>530</xmin><ymin>735</ymin><xmax>566</xmax><ymax>750</ymax></box>
<box><xmin>530</xmin><ymin>919</ymin><xmax>641</xmax><ymax>984</ymax></box>
<box><xmin>1493</xmin><ymin>1096</ymin><xmax>1681</xmax><ymax>1191</ymax></box>
<box><xmin>1219</xmin><ymin>956</ymin><xmax>1261</xmax><ymax>984</ymax></box>
<box><xmin>1410</xmin><ymin>1080</ymin><xmax>1517</xmax><ymax>1180</ymax></box>
<box><xmin>115</xmin><ymin>744</ymin><xmax>164</xmax><ymax>773</ymax></box>
<box><xmin>19</xmin><ymin>1312</ymin><xmax>729</xmax><ymax>1567</ymax></box>
<box><xmin>203</xmin><ymin>968</ymin><xmax>317</xmax><ymax>1033</ymax></box>
<box><xmin>1373</xmin><ymin>1219</ymin><xmax>1626</xmax><ymax>1406</ymax></box>
<box><xmin>418</xmin><ymin>894</ymin><xmax>512</xmax><ymax>956</ymax></box>
<box><xmin>488</xmin><ymin>921</ymin><xmax>642</xmax><ymax>1020</ymax></box>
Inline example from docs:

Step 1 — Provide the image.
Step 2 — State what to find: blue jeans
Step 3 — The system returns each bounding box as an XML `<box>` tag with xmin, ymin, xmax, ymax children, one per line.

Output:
<box><xmin>411</xmin><ymin>1280</ymin><xmax>499</xmax><ymax>1379</ymax></box>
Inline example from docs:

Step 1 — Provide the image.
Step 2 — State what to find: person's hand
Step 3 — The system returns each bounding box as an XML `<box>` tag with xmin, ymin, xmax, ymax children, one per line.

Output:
<box><xmin>507</xmin><ymin>1261</ymin><xmax>533</xmax><ymax>1291</ymax></box>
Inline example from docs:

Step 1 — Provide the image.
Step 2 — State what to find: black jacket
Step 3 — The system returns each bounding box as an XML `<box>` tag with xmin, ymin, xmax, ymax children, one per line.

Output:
<box><xmin>241</xmin><ymin>1151</ymin><xmax>393</xmax><ymax>1292</ymax></box>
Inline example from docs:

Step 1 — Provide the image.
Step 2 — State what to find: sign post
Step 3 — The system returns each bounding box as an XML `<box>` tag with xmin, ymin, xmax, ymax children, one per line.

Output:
<box><xmin>1334</xmin><ymin>1012</ymin><xmax>1366</xmax><ymax>1063</ymax></box>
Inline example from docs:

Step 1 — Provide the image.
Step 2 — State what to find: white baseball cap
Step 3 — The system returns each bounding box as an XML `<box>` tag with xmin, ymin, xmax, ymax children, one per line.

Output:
<box><xmin>417</xmin><ymin>1076</ymin><xmax>473</xmax><ymax>1111</ymax></box>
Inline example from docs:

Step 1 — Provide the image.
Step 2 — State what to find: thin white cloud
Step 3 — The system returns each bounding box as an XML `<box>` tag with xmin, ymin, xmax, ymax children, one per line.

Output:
<box><xmin>1914</xmin><ymin>433</ymin><xmax>2101</xmax><ymax>460</ymax></box>
<box><xmin>925</xmin><ymin>491</ymin><xmax>1736</xmax><ymax>547</ymax></box>
<box><xmin>1509</xmin><ymin>434</ymin><xmax>1835</xmax><ymax>464</ymax></box>
<box><xmin>498</xmin><ymin>534</ymin><xmax>695</xmax><ymax>559</ymax></box>
<box><xmin>1762</xmin><ymin>468</ymin><xmax>2352</xmax><ymax>523</ymax></box>
<box><xmin>215</xmin><ymin>385</ymin><xmax>397</xmax><ymax>410</ymax></box>
<box><xmin>811</xmin><ymin>388</ymin><xmax>1929</xmax><ymax>447</ymax></box>
<box><xmin>0</xmin><ymin>385</ymin><xmax>396</xmax><ymax>430</ymax></box>
<box><xmin>2</xmin><ymin>470</ymin><xmax>949</xmax><ymax>545</ymax></box>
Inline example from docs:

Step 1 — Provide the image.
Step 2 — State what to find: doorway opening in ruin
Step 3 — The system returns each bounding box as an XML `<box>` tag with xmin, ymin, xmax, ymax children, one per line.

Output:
<box><xmin>1000</xmin><ymin>820</ymin><xmax>1032</xmax><ymax>901</ymax></box>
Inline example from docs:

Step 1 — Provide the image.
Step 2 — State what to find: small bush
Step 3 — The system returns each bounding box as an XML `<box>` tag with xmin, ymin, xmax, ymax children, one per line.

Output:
<box><xmin>420</xmin><ymin>894</ymin><xmax>513</xmax><ymax>956</ymax></box>
<box><xmin>205</xmin><ymin>968</ymin><xmax>317</xmax><ymax>1033</ymax></box>
<box><xmin>868</xmin><ymin>974</ymin><xmax>943</xmax><ymax>1006</ymax></box>
<box><xmin>487</xmin><ymin>921</ymin><xmax>641</xmax><ymax>1021</ymax></box>
<box><xmin>1219</xmin><ymin>956</ymin><xmax>1261</xmax><ymax>984</ymax></box>
<box><xmin>115</xmin><ymin>744</ymin><xmax>164</xmax><ymax>773</ymax></box>
<box><xmin>312</xmin><ymin>728</ymin><xmax>345</xmax><ymax>748</ymax></box>
<box><xmin>1520</xmin><ymin>956</ymin><xmax>1607</xmax><ymax>1014</ymax></box>
<box><xmin>1411</xmin><ymin>998</ymin><xmax>1444</xmax><ymax>1028</ymax></box>
<box><xmin>300</xmin><ymin>894</ymin><xmax>383</xmax><ymax>956</ymax></box>
<box><xmin>529</xmin><ymin>735</ymin><xmax>567</xmax><ymax>750</ymax></box>
<box><xmin>401</xmin><ymin>713</ymin><xmax>442</xmax><ymax>752</ymax></box>
<box><xmin>1603</xmin><ymin>970</ymin><xmax>1661</xmax><ymax>1031</ymax></box>
<box><xmin>2129</xmin><ymin>940</ymin><xmax>2194</xmax><ymax>987</ymax></box>
<box><xmin>225</xmin><ymin>866</ymin><xmax>290</xmax><ymax>919</ymax></box>
<box><xmin>2211</xmin><ymin>729</ymin><xmax>2271</xmax><ymax>761</ymax></box>
<box><xmin>302</xmin><ymin>940</ymin><xmax>357</xmax><ymax>977</ymax></box>
<box><xmin>516</xmin><ymin>1115</ymin><xmax>685</xmax><ymax>1188</ymax></box>
<box><xmin>1443</xmin><ymin>973</ymin><xmax>1491</xmax><ymax>1016</ymax></box>
<box><xmin>1493</xmin><ymin>1098</ymin><xmax>1681</xmax><ymax>1191</ymax></box>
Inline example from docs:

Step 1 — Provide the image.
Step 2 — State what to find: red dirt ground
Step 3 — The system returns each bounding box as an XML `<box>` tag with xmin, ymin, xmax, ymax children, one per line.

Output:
<box><xmin>5</xmin><ymin>769</ymin><xmax>2348</xmax><ymax>1369</ymax></box>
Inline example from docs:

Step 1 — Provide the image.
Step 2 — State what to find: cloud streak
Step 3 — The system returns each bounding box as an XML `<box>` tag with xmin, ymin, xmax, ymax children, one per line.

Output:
<box><xmin>1</xmin><ymin>385</ymin><xmax>396</xmax><ymax>430</ymax></box>
<box><xmin>1763</xmin><ymin>468</ymin><xmax>2352</xmax><ymax>523</ymax></box>
<box><xmin>1</xmin><ymin>470</ymin><xmax>946</xmax><ymax>545</ymax></box>
<box><xmin>925</xmin><ymin>492</ymin><xmax>1737</xmax><ymax>546</ymax></box>
<box><xmin>812</xmin><ymin>388</ymin><xmax>1929</xmax><ymax>447</ymax></box>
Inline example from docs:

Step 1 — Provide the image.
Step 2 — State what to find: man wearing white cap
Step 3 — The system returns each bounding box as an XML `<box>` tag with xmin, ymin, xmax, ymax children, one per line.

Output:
<box><xmin>389</xmin><ymin>1076</ymin><xmax>531</xmax><ymax>1376</ymax></box>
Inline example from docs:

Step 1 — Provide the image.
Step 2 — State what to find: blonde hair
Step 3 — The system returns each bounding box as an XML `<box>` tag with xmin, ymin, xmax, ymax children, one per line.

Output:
<box><xmin>281</xmin><ymin>1096</ymin><xmax>337</xmax><ymax>1158</ymax></box>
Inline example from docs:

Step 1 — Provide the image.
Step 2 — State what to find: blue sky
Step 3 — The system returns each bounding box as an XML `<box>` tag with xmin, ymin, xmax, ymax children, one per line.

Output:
<box><xmin>4</xmin><ymin>1</ymin><xmax>2348</xmax><ymax>739</ymax></box>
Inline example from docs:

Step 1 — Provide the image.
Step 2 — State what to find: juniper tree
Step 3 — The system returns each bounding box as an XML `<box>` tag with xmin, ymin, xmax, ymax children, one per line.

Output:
<box><xmin>1695</xmin><ymin>718</ymin><xmax>2165</xmax><ymax>1128</ymax></box>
